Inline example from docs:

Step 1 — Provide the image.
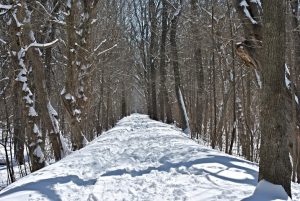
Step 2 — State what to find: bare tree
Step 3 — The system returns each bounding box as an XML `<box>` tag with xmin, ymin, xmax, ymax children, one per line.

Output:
<box><xmin>170</xmin><ymin>0</ymin><xmax>190</xmax><ymax>134</ymax></box>
<box><xmin>159</xmin><ymin>0</ymin><xmax>173</xmax><ymax>123</ymax></box>
<box><xmin>259</xmin><ymin>0</ymin><xmax>292</xmax><ymax>196</ymax></box>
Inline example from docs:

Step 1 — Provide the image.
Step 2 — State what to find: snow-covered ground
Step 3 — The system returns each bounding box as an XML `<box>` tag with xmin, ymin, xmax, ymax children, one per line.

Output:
<box><xmin>0</xmin><ymin>114</ymin><xmax>299</xmax><ymax>201</ymax></box>
<box><xmin>0</xmin><ymin>138</ymin><xmax>30</xmax><ymax>190</ymax></box>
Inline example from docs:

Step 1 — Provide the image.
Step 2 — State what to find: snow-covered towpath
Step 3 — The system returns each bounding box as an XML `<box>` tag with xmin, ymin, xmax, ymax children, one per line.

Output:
<box><xmin>0</xmin><ymin>114</ymin><xmax>299</xmax><ymax>201</ymax></box>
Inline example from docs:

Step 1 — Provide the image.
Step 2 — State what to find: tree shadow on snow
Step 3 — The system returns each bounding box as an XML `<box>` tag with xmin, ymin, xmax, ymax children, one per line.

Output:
<box><xmin>101</xmin><ymin>154</ymin><xmax>258</xmax><ymax>186</ymax></box>
<box><xmin>0</xmin><ymin>175</ymin><xmax>96</xmax><ymax>201</ymax></box>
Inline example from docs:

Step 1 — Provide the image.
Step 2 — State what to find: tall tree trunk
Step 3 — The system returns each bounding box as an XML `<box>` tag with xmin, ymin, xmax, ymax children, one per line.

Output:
<box><xmin>121</xmin><ymin>81</ymin><xmax>127</xmax><ymax>118</ymax></box>
<box><xmin>245</xmin><ymin>72</ymin><xmax>252</xmax><ymax>161</ymax></box>
<box><xmin>170</xmin><ymin>0</ymin><xmax>190</xmax><ymax>133</ymax></box>
<box><xmin>235</xmin><ymin>0</ymin><xmax>292</xmax><ymax>195</ymax></box>
<box><xmin>190</xmin><ymin>0</ymin><xmax>204</xmax><ymax>137</ymax></box>
<box><xmin>227</xmin><ymin>0</ymin><xmax>236</xmax><ymax>155</ymax></box>
<box><xmin>290</xmin><ymin>0</ymin><xmax>300</xmax><ymax>96</ymax></box>
<box><xmin>211</xmin><ymin>2</ymin><xmax>217</xmax><ymax>149</ymax></box>
<box><xmin>290</xmin><ymin>0</ymin><xmax>300</xmax><ymax>183</ymax></box>
<box><xmin>62</xmin><ymin>0</ymin><xmax>99</xmax><ymax>150</ymax></box>
<box><xmin>159</xmin><ymin>0</ymin><xmax>173</xmax><ymax>123</ymax></box>
<box><xmin>259</xmin><ymin>0</ymin><xmax>292</xmax><ymax>196</ymax></box>
<box><xmin>149</xmin><ymin>0</ymin><xmax>158</xmax><ymax>120</ymax></box>
<box><xmin>62</xmin><ymin>0</ymin><xmax>84</xmax><ymax>150</ymax></box>
<box><xmin>8</xmin><ymin>0</ymin><xmax>66</xmax><ymax>171</ymax></box>
<box><xmin>43</xmin><ymin>0</ymin><xmax>60</xmax><ymax>98</ymax></box>
<box><xmin>13</xmin><ymin>88</ymin><xmax>24</xmax><ymax>165</ymax></box>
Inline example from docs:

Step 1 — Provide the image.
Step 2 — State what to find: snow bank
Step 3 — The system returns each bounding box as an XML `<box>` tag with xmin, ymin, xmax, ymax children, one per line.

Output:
<box><xmin>0</xmin><ymin>114</ymin><xmax>299</xmax><ymax>201</ymax></box>
<box><xmin>242</xmin><ymin>180</ymin><xmax>291</xmax><ymax>201</ymax></box>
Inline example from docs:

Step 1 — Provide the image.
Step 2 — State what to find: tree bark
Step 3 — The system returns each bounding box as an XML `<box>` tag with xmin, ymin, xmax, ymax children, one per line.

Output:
<box><xmin>149</xmin><ymin>0</ymin><xmax>158</xmax><ymax>120</ymax></box>
<box><xmin>227</xmin><ymin>0</ymin><xmax>237</xmax><ymax>155</ymax></box>
<box><xmin>62</xmin><ymin>0</ymin><xmax>99</xmax><ymax>150</ymax></box>
<box><xmin>170</xmin><ymin>0</ymin><xmax>189</xmax><ymax>133</ymax></box>
<box><xmin>159</xmin><ymin>0</ymin><xmax>173</xmax><ymax>123</ymax></box>
<box><xmin>211</xmin><ymin>2</ymin><xmax>217</xmax><ymax>149</ymax></box>
<box><xmin>13</xmin><ymin>87</ymin><xmax>25</xmax><ymax>165</ymax></box>
<box><xmin>8</xmin><ymin>0</ymin><xmax>47</xmax><ymax>171</ymax></box>
<box><xmin>190</xmin><ymin>0</ymin><xmax>204</xmax><ymax>137</ymax></box>
<box><xmin>259</xmin><ymin>0</ymin><xmax>292</xmax><ymax>196</ymax></box>
<box><xmin>290</xmin><ymin>0</ymin><xmax>300</xmax><ymax>183</ymax></box>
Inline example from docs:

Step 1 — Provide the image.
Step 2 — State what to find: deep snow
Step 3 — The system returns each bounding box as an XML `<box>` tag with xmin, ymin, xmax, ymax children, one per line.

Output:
<box><xmin>0</xmin><ymin>114</ymin><xmax>299</xmax><ymax>201</ymax></box>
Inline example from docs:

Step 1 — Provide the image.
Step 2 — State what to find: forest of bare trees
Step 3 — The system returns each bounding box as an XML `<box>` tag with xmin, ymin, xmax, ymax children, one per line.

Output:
<box><xmin>0</xmin><ymin>0</ymin><xmax>299</xmax><ymax>196</ymax></box>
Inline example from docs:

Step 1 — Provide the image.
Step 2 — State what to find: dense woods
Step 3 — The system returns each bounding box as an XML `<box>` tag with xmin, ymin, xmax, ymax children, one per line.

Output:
<box><xmin>0</xmin><ymin>0</ymin><xmax>298</xmax><ymax>196</ymax></box>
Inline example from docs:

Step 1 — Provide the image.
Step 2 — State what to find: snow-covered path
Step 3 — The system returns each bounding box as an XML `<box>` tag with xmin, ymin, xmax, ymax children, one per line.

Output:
<box><xmin>0</xmin><ymin>114</ymin><xmax>299</xmax><ymax>201</ymax></box>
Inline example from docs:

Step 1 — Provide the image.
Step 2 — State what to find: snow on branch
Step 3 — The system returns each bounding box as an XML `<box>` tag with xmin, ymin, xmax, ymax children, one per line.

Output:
<box><xmin>51</xmin><ymin>19</ymin><xmax>66</xmax><ymax>26</ymax></box>
<box><xmin>29</xmin><ymin>106</ymin><xmax>38</xmax><ymax>117</ymax></box>
<box><xmin>0</xmin><ymin>77</ymin><xmax>8</xmax><ymax>83</ymax></box>
<box><xmin>0</xmin><ymin>3</ymin><xmax>14</xmax><ymax>16</ymax></box>
<box><xmin>26</xmin><ymin>39</ymin><xmax>59</xmax><ymax>50</ymax></box>
<box><xmin>173</xmin><ymin>3</ymin><xmax>182</xmax><ymax>18</ymax></box>
<box><xmin>0</xmin><ymin>4</ymin><xmax>13</xmax><ymax>10</ymax></box>
<box><xmin>240</xmin><ymin>0</ymin><xmax>257</xmax><ymax>24</ymax></box>
<box><xmin>94</xmin><ymin>39</ymin><xmax>107</xmax><ymax>52</ymax></box>
<box><xmin>201</xmin><ymin>7</ymin><xmax>220</xmax><ymax>23</ymax></box>
<box><xmin>67</xmin><ymin>0</ymin><xmax>72</xmax><ymax>9</ymax></box>
<box><xmin>250</xmin><ymin>0</ymin><xmax>262</xmax><ymax>8</ymax></box>
<box><xmin>12</xmin><ymin>10</ymin><xmax>23</xmax><ymax>27</ymax></box>
<box><xmin>97</xmin><ymin>44</ymin><xmax>118</xmax><ymax>56</ymax></box>
<box><xmin>0</xmin><ymin>38</ymin><xmax>7</xmax><ymax>44</ymax></box>
<box><xmin>35</xmin><ymin>1</ymin><xmax>51</xmax><ymax>17</ymax></box>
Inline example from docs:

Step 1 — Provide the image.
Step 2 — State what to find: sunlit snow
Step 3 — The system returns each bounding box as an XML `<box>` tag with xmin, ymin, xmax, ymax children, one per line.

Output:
<box><xmin>0</xmin><ymin>114</ymin><xmax>299</xmax><ymax>201</ymax></box>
